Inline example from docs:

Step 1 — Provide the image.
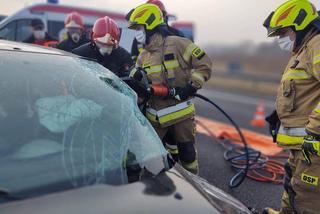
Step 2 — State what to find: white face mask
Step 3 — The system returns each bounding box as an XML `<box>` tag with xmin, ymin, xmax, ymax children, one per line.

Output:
<box><xmin>99</xmin><ymin>46</ymin><xmax>113</xmax><ymax>55</ymax></box>
<box><xmin>135</xmin><ymin>30</ymin><xmax>146</xmax><ymax>45</ymax></box>
<box><xmin>277</xmin><ymin>36</ymin><xmax>295</xmax><ymax>52</ymax></box>
<box><xmin>71</xmin><ymin>33</ymin><xmax>81</xmax><ymax>43</ymax></box>
<box><xmin>33</xmin><ymin>30</ymin><xmax>45</xmax><ymax>40</ymax></box>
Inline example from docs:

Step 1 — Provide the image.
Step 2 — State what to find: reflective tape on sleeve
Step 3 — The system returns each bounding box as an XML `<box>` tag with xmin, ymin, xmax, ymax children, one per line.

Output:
<box><xmin>314</xmin><ymin>102</ymin><xmax>320</xmax><ymax>114</ymax></box>
<box><xmin>313</xmin><ymin>54</ymin><xmax>320</xmax><ymax>65</ymax></box>
<box><xmin>282</xmin><ymin>69</ymin><xmax>309</xmax><ymax>80</ymax></box>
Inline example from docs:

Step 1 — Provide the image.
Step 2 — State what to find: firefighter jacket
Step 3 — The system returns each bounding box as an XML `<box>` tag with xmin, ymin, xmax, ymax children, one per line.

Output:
<box><xmin>57</xmin><ymin>35</ymin><xmax>90</xmax><ymax>52</ymax></box>
<box><xmin>131</xmin><ymin>25</ymin><xmax>185</xmax><ymax>61</ymax></box>
<box><xmin>276</xmin><ymin>31</ymin><xmax>320</xmax><ymax>149</ymax></box>
<box><xmin>72</xmin><ymin>42</ymin><xmax>134</xmax><ymax>77</ymax></box>
<box><xmin>136</xmin><ymin>33</ymin><xmax>212</xmax><ymax>127</ymax></box>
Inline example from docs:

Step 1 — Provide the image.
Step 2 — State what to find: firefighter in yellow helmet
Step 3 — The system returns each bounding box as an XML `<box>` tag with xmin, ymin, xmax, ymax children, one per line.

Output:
<box><xmin>127</xmin><ymin>3</ymin><xmax>212</xmax><ymax>174</ymax></box>
<box><xmin>263</xmin><ymin>0</ymin><xmax>320</xmax><ymax>213</ymax></box>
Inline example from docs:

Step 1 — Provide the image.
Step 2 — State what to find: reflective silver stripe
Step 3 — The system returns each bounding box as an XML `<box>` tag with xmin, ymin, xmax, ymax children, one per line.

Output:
<box><xmin>282</xmin><ymin>69</ymin><xmax>309</xmax><ymax>80</ymax></box>
<box><xmin>278</xmin><ymin>126</ymin><xmax>307</xmax><ymax>136</ymax></box>
<box><xmin>147</xmin><ymin>100</ymin><xmax>193</xmax><ymax>117</ymax></box>
<box><xmin>165</xmin><ymin>143</ymin><xmax>178</xmax><ymax>150</ymax></box>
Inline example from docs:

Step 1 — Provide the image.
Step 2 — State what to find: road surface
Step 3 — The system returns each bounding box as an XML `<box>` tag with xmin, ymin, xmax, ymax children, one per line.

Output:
<box><xmin>195</xmin><ymin>87</ymin><xmax>283</xmax><ymax>213</ymax></box>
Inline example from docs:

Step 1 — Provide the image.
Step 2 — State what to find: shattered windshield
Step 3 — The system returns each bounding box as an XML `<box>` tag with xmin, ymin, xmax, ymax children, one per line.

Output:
<box><xmin>0</xmin><ymin>51</ymin><xmax>168</xmax><ymax>201</ymax></box>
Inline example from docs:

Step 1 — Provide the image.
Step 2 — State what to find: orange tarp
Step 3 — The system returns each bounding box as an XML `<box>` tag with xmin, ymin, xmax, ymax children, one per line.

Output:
<box><xmin>196</xmin><ymin>116</ymin><xmax>283</xmax><ymax>156</ymax></box>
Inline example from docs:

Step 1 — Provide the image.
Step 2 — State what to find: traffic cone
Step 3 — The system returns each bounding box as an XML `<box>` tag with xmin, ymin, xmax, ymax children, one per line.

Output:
<box><xmin>251</xmin><ymin>102</ymin><xmax>266</xmax><ymax>127</ymax></box>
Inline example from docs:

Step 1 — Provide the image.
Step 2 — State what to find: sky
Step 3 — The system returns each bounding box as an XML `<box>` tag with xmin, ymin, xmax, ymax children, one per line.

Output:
<box><xmin>1</xmin><ymin>0</ymin><xmax>320</xmax><ymax>46</ymax></box>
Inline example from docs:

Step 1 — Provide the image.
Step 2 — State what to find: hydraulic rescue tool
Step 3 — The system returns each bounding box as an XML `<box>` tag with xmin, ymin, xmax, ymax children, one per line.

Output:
<box><xmin>122</xmin><ymin>68</ymin><xmax>250</xmax><ymax>188</ymax></box>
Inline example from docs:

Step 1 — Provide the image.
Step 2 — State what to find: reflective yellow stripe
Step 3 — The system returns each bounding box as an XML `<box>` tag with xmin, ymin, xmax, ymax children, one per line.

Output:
<box><xmin>313</xmin><ymin>54</ymin><xmax>320</xmax><ymax>65</ymax></box>
<box><xmin>301</xmin><ymin>173</ymin><xmax>318</xmax><ymax>186</ymax></box>
<box><xmin>164</xmin><ymin>60</ymin><xmax>180</xmax><ymax>79</ymax></box>
<box><xmin>138</xmin><ymin>47</ymin><xmax>144</xmax><ymax>53</ymax></box>
<box><xmin>314</xmin><ymin>102</ymin><xmax>320</xmax><ymax>113</ymax></box>
<box><xmin>282</xmin><ymin>69</ymin><xmax>309</xmax><ymax>80</ymax></box>
<box><xmin>181</xmin><ymin>160</ymin><xmax>198</xmax><ymax>171</ymax></box>
<box><xmin>168</xmin><ymin>148</ymin><xmax>179</xmax><ymax>155</ymax></box>
<box><xmin>129</xmin><ymin>67</ymin><xmax>138</xmax><ymax>77</ymax></box>
<box><xmin>146</xmin><ymin>60</ymin><xmax>180</xmax><ymax>76</ymax></box>
<box><xmin>159</xmin><ymin>103</ymin><xmax>194</xmax><ymax>124</ymax></box>
<box><xmin>146</xmin><ymin>103</ymin><xmax>195</xmax><ymax>124</ymax></box>
<box><xmin>146</xmin><ymin>65</ymin><xmax>162</xmax><ymax>75</ymax></box>
<box><xmin>276</xmin><ymin>134</ymin><xmax>305</xmax><ymax>146</ymax></box>
<box><xmin>146</xmin><ymin>111</ymin><xmax>157</xmax><ymax>122</ymax></box>
<box><xmin>183</xmin><ymin>43</ymin><xmax>197</xmax><ymax>62</ymax></box>
<box><xmin>164</xmin><ymin>60</ymin><xmax>180</xmax><ymax>69</ymax></box>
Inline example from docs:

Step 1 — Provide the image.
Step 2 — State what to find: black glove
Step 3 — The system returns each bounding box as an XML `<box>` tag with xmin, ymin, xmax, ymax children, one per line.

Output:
<box><xmin>129</xmin><ymin>67</ymin><xmax>145</xmax><ymax>82</ymax></box>
<box><xmin>265</xmin><ymin>110</ymin><xmax>280</xmax><ymax>142</ymax></box>
<box><xmin>172</xmin><ymin>84</ymin><xmax>197</xmax><ymax>101</ymax></box>
<box><xmin>121</xmin><ymin>76</ymin><xmax>151</xmax><ymax>98</ymax></box>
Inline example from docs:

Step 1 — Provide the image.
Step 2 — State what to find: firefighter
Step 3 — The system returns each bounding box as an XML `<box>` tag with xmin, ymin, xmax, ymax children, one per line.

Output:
<box><xmin>56</xmin><ymin>12</ymin><xmax>89</xmax><ymax>52</ymax></box>
<box><xmin>126</xmin><ymin>0</ymin><xmax>185</xmax><ymax>61</ymax></box>
<box><xmin>23</xmin><ymin>18</ymin><xmax>56</xmax><ymax>46</ymax></box>
<box><xmin>263</xmin><ymin>0</ymin><xmax>320</xmax><ymax>213</ymax></box>
<box><xmin>72</xmin><ymin>16</ymin><xmax>133</xmax><ymax>77</ymax></box>
<box><xmin>127</xmin><ymin>3</ymin><xmax>212</xmax><ymax>174</ymax></box>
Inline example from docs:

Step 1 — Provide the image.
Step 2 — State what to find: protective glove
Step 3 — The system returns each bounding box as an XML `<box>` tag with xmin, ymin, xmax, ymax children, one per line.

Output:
<box><xmin>302</xmin><ymin>134</ymin><xmax>320</xmax><ymax>165</ymax></box>
<box><xmin>171</xmin><ymin>84</ymin><xmax>197</xmax><ymax>101</ymax></box>
<box><xmin>265</xmin><ymin>110</ymin><xmax>280</xmax><ymax>142</ymax></box>
<box><xmin>129</xmin><ymin>67</ymin><xmax>146</xmax><ymax>82</ymax></box>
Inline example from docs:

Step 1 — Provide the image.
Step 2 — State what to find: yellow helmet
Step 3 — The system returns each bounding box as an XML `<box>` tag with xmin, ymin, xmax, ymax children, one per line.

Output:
<box><xmin>128</xmin><ymin>3</ymin><xmax>165</xmax><ymax>30</ymax></box>
<box><xmin>263</xmin><ymin>0</ymin><xmax>319</xmax><ymax>37</ymax></box>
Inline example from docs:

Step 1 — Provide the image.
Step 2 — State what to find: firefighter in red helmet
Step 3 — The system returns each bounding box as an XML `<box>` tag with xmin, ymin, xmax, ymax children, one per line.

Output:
<box><xmin>57</xmin><ymin>12</ymin><xmax>89</xmax><ymax>52</ymax></box>
<box><xmin>73</xmin><ymin>16</ymin><xmax>133</xmax><ymax>77</ymax></box>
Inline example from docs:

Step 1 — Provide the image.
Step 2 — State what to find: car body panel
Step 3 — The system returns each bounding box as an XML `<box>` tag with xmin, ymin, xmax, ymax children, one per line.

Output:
<box><xmin>0</xmin><ymin>41</ymin><xmax>251</xmax><ymax>214</ymax></box>
<box><xmin>0</xmin><ymin>167</ymin><xmax>220</xmax><ymax>214</ymax></box>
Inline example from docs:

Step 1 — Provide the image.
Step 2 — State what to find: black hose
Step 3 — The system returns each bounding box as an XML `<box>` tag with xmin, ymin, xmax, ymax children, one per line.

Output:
<box><xmin>194</xmin><ymin>93</ymin><xmax>250</xmax><ymax>188</ymax></box>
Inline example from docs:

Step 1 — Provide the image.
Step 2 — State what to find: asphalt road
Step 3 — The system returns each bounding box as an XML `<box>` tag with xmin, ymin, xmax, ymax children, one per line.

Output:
<box><xmin>195</xmin><ymin>87</ymin><xmax>283</xmax><ymax>213</ymax></box>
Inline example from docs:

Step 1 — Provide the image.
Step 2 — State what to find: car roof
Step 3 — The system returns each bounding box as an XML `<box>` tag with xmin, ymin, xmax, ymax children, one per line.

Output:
<box><xmin>0</xmin><ymin>39</ymin><xmax>73</xmax><ymax>56</ymax></box>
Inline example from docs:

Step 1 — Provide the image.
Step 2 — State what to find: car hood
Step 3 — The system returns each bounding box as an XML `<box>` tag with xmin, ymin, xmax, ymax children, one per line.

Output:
<box><xmin>0</xmin><ymin>165</ymin><xmax>250</xmax><ymax>214</ymax></box>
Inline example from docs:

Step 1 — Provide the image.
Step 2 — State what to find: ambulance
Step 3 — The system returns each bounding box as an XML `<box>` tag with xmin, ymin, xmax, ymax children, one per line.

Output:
<box><xmin>0</xmin><ymin>3</ymin><xmax>135</xmax><ymax>50</ymax></box>
<box><xmin>0</xmin><ymin>3</ymin><xmax>195</xmax><ymax>51</ymax></box>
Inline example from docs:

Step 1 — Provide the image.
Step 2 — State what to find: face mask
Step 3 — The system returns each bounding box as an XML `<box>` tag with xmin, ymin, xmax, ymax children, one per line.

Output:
<box><xmin>99</xmin><ymin>46</ymin><xmax>113</xmax><ymax>55</ymax></box>
<box><xmin>71</xmin><ymin>33</ymin><xmax>81</xmax><ymax>43</ymax></box>
<box><xmin>33</xmin><ymin>30</ymin><xmax>45</xmax><ymax>40</ymax></box>
<box><xmin>277</xmin><ymin>36</ymin><xmax>295</xmax><ymax>52</ymax></box>
<box><xmin>135</xmin><ymin>30</ymin><xmax>146</xmax><ymax>45</ymax></box>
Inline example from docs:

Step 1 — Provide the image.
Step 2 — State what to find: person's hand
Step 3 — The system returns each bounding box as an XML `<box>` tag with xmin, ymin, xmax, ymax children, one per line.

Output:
<box><xmin>171</xmin><ymin>84</ymin><xmax>197</xmax><ymax>101</ymax></box>
<box><xmin>265</xmin><ymin>110</ymin><xmax>280</xmax><ymax>142</ymax></box>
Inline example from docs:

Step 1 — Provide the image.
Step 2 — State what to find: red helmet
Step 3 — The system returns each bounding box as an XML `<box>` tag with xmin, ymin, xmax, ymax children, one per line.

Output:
<box><xmin>92</xmin><ymin>16</ymin><xmax>120</xmax><ymax>46</ymax></box>
<box><xmin>65</xmin><ymin>12</ymin><xmax>84</xmax><ymax>29</ymax></box>
<box><xmin>146</xmin><ymin>0</ymin><xmax>167</xmax><ymax>15</ymax></box>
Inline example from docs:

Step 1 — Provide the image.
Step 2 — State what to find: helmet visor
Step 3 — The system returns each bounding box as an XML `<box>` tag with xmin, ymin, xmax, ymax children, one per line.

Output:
<box><xmin>263</xmin><ymin>11</ymin><xmax>283</xmax><ymax>37</ymax></box>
